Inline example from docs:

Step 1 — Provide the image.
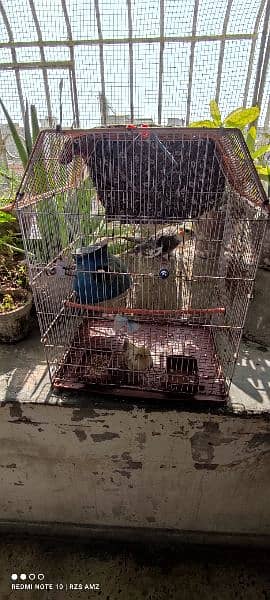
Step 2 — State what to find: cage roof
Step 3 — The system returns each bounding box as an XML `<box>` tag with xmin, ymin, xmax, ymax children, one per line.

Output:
<box><xmin>16</xmin><ymin>127</ymin><xmax>268</xmax><ymax>215</ymax></box>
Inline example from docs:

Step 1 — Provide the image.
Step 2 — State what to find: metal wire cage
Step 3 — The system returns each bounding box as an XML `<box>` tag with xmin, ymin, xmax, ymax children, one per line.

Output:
<box><xmin>16</xmin><ymin>126</ymin><xmax>268</xmax><ymax>402</ymax></box>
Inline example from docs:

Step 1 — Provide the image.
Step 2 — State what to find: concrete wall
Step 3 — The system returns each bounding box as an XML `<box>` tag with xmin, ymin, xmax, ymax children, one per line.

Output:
<box><xmin>244</xmin><ymin>269</ymin><xmax>270</xmax><ymax>346</ymax></box>
<box><xmin>1</xmin><ymin>400</ymin><xmax>270</xmax><ymax>541</ymax></box>
<box><xmin>244</xmin><ymin>222</ymin><xmax>270</xmax><ymax>346</ymax></box>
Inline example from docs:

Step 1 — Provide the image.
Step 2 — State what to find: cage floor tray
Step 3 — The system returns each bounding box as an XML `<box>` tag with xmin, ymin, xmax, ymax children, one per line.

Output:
<box><xmin>53</xmin><ymin>318</ymin><xmax>227</xmax><ymax>402</ymax></box>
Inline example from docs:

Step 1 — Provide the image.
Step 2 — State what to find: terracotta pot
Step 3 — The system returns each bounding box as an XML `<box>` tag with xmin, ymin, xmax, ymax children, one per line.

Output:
<box><xmin>0</xmin><ymin>290</ymin><xmax>33</xmax><ymax>343</ymax></box>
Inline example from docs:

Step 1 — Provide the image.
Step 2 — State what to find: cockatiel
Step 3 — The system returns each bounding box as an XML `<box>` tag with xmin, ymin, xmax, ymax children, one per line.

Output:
<box><xmin>123</xmin><ymin>338</ymin><xmax>153</xmax><ymax>372</ymax></box>
<box><xmin>132</xmin><ymin>224</ymin><xmax>193</xmax><ymax>258</ymax></box>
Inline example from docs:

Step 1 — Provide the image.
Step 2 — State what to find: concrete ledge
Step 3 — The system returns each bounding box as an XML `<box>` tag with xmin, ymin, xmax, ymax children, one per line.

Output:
<box><xmin>0</xmin><ymin>520</ymin><xmax>270</xmax><ymax>548</ymax></box>
<box><xmin>0</xmin><ymin>400</ymin><xmax>270</xmax><ymax>538</ymax></box>
<box><xmin>0</xmin><ymin>329</ymin><xmax>269</xmax><ymax>541</ymax></box>
<box><xmin>0</xmin><ymin>327</ymin><xmax>269</xmax><ymax>414</ymax></box>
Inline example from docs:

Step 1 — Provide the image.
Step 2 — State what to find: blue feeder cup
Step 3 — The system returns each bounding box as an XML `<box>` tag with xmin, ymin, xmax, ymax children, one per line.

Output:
<box><xmin>73</xmin><ymin>243</ymin><xmax>131</xmax><ymax>305</ymax></box>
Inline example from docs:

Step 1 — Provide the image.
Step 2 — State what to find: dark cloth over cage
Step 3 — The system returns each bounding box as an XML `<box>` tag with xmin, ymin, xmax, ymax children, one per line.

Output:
<box><xmin>59</xmin><ymin>132</ymin><xmax>226</xmax><ymax>220</ymax></box>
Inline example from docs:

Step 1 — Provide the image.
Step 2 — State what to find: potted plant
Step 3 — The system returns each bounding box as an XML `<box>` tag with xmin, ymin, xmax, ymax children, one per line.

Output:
<box><xmin>0</xmin><ymin>99</ymin><xmax>43</xmax><ymax>342</ymax></box>
<box><xmin>0</xmin><ymin>287</ymin><xmax>32</xmax><ymax>343</ymax></box>
<box><xmin>0</xmin><ymin>206</ymin><xmax>32</xmax><ymax>343</ymax></box>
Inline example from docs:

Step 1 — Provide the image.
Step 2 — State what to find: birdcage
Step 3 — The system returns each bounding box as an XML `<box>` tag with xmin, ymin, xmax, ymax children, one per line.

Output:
<box><xmin>16</xmin><ymin>126</ymin><xmax>268</xmax><ymax>403</ymax></box>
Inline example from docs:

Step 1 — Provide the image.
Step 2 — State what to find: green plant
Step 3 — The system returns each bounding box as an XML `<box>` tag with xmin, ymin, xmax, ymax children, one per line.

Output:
<box><xmin>189</xmin><ymin>100</ymin><xmax>260</xmax><ymax>130</ymax></box>
<box><xmin>0</xmin><ymin>96</ymin><xmax>108</xmax><ymax>260</ymax></box>
<box><xmin>0</xmin><ymin>99</ymin><xmax>40</xmax><ymax>168</ymax></box>
<box><xmin>246</xmin><ymin>125</ymin><xmax>270</xmax><ymax>194</ymax></box>
<box><xmin>0</xmin><ymin>164</ymin><xmax>21</xmax><ymax>208</ymax></box>
<box><xmin>0</xmin><ymin>288</ymin><xmax>28</xmax><ymax>313</ymax></box>
<box><xmin>0</xmin><ymin>170</ymin><xmax>27</xmax><ymax>292</ymax></box>
<box><xmin>0</xmin><ymin>210</ymin><xmax>23</xmax><ymax>255</ymax></box>
<box><xmin>0</xmin><ymin>99</ymin><xmax>52</xmax><ymax>195</ymax></box>
<box><xmin>189</xmin><ymin>100</ymin><xmax>270</xmax><ymax>195</ymax></box>
<box><xmin>0</xmin><ymin>98</ymin><xmax>70</xmax><ymax>263</ymax></box>
<box><xmin>0</xmin><ymin>210</ymin><xmax>28</xmax><ymax>297</ymax></box>
<box><xmin>0</xmin><ymin>97</ymin><xmax>63</xmax><ymax>195</ymax></box>
<box><xmin>15</xmin><ymin>263</ymin><xmax>27</xmax><ymax>288</ymax></box>
<box><xmin>0</xmin><ymin>293</ymin><xmax>16</xmax><ymax>313</ymax></box>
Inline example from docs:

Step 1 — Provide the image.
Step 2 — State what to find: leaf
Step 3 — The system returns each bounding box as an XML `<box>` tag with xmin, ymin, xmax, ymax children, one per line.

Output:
<box><xmin>255</xmin><ymin>165</ymin><xmax>270</xmax><ymax>176</ymax></box>
<box><xmin>0</xmin><ymin>210</ymin><xmax>15</xmax><ymax>223</ymax></box>
<box><xmin>32</xmin><ymin>158</ymin><xmax>49</xmax><ymax>194</ymax></box>
<box><xmin>0</xmin><ymin>98</ymin><xmax>28</xmax><ymax>167</ymax></box>
<box><xmin>24</xmin><ymin>100</ymin><xmax>33</xmax><ymax>157</ymax></box>
<box><xmin>223</xmin><ymin>106</ymin><xmax>260</xmax><ymax>130</ymax></box>
<box><xmin>246</xmin><ymin>125</ymin><xmax>257</xmax><ymax>153</ymax></box>
<box><xmin>1</xmin><ymin>241</ymin><xmax>25</xmax><ymax>254</ymax></box>
<box><xmin>209</xmin><ymin>100</ymin><xmax>222</xmax><ymax>126</ymax></box>
<box><xmin>0</xmin><ymin>167</ymin><xmax>14</xmax><ymax>181</ymax></box>
<box><xmin>188</xmin><ymin>120</ymin><xmax>216</xmax><ymax>128</ymax></box>
<box><xmin>252</xmin><ymin>145</ymin><xmax>270</xmax><ymax>160</ymax></box>
<box><xmin>30</xmin><ymin>104</ymin><xmax>40</xmax><ymax>143</ymax></box>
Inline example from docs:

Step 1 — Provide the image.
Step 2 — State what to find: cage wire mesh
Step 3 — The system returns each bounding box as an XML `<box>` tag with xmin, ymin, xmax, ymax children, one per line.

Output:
<box><xmin>0</xmin><ymin>0</ymin><xmax>269</xmax><ymax>132</ymax></box>
<box><xmin>1</xmin><ymin>0</ymin><xmax>270</xmax><ymax>402</ymax></box>
<box><xmin>16</xmin><ymin>127</ymin><xmax>268</xmax><ymax>401</ymax></box>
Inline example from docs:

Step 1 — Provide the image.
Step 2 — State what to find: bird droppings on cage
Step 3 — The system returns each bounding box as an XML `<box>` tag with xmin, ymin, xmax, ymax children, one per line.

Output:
<box><xmin>17</xmin><ymin>127</ymin><xmax>268</xmax><ymax>403</ymax></box>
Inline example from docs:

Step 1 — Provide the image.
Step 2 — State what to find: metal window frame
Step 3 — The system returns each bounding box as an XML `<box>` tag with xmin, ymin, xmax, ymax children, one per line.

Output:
<box><xmin>252</xmin><ymin>0</ymin><xmax>270</xmax><ymax>108</ymax></box>
<box><xmin>0</xmin><ymin>0</ymin><xmax>25</xmax><ymax>119</ymax></box>
<box><xmin>0</xmin><ymin>0</ymin><xmax>268</xmax><ymax>129</ymax></box>
<box><xmin>126</xmin><ymin>0</ymin><xmax>134</xmax><ymax>122</ymax></box>
<box><xmin>0</xmin><ymin>33</ymin><xmax>258</xmax><ymax>50</ymax></box>
<box><xmin>28</xmin><ymin>0</ymin><xmax>53</xmax><ymax>125</ymax></box>
<box><xmin>243</xmin><ymin>0</ymin><xmax>267</xmax><ymax>107</ymax></box>
<box><xmin>186</xmin><ymin>0</ymin><xmax>200</xmax><ymax>125</ymax></box>
<box><xmin>94</xmin><ymin>0</ymin><xmax>106</xmax><ymax>125</ymax></box>
<box><xmin>61</xmin><ymin>0</ymin><xmax>80</xmax><ymax>127</ymax></box>
<box><xmin>215</xmin><ymin>0</ymin><xmax>233</xmax><ymax>106</ymax></box>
